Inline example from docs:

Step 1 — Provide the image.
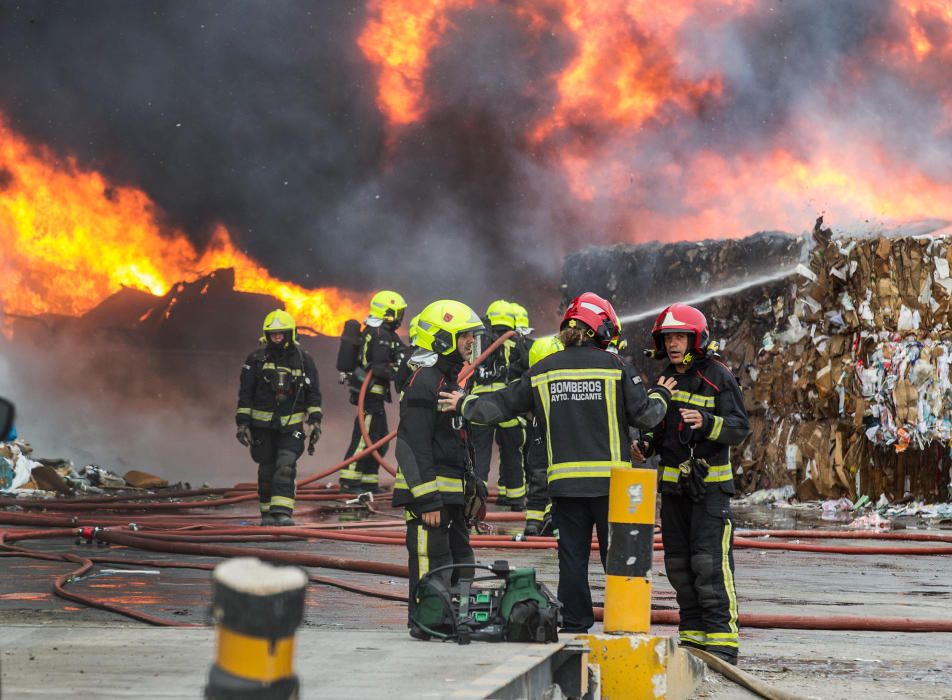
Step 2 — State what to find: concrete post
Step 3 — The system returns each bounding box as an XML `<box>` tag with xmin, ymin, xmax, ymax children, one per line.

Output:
<box><xmin>206</xmin><ymin>557</ymin><xmax>307</xmax><ymax>699</ymax></box>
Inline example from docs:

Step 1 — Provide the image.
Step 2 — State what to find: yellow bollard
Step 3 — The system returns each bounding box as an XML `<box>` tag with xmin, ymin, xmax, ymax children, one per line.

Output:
<box><xmin>206</xmin><ymin>557</ymin><xmax>307</xmax><ymax>699</ymax></box>
<box><xmin>577</xmin><ymin>467</ymin><xmax>705</xmax><ymax>698</ymax></box>
<box><xmin>604</xmin><ymin>465</ymin><xmax>656</xmax><ymax>633</ymax></box>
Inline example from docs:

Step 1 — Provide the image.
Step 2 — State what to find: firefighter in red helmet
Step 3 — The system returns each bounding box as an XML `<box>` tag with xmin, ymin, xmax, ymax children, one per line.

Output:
<box><xmin>633</xmin><ymin>302</ymin><xmax>749</xmax><ymax>664</ymax></box>
<box><xmin>439</xmin><ymin>292</ymin><xmax>675</xmax><ymax>633</ymax></box>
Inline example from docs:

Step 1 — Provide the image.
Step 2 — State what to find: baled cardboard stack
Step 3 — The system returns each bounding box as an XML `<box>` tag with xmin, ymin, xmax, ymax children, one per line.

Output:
<box><xmin>743</xmin><ymin>218</ymin><xmax>952</xmax><ymax>501</ymax></box>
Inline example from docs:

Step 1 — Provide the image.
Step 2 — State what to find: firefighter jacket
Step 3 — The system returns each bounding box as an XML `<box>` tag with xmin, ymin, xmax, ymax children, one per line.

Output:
<box><xmin>350</xmin><ymin>323</ymin><xmax>406</xmax><ymax>408</ymax></box>
<box><xmin>459</xmin><ymin>343</ymin><xmax>671</xmax><ymax>498</ymax></box>
<box><xmin>393</xmin><ymin>354</ymin><xmax>471</xmax><ymax>513</ymax></box>
<box><xmin>510</xmin><ymin>333</ymin><xmax>531</xmax><ymax>379</ymax></box>
<box><xmin>236</xmin><ymin>342</ymin><xmax>322</xmax><ymax>432</ymax></box>
<box><xmin>649</xmin><ymin>356</ymin><xmax>749</xmax><ymax>495</ymax></box>
<box><xmin>471</xmin><ymin>327</ymin><xmax>526</xmax><ymax>428</ymax></box>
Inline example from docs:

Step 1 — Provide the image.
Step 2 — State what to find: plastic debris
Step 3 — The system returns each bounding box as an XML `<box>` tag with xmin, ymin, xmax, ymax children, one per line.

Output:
<box><xmin>733</xmin><ymin>485</ymin><xmax>795</xmax><ymax>505</ymax></box>
<box><xmin>847</xmin><ymin>512</ymin><xmax>893</xmax><ymax>530</ymax></box>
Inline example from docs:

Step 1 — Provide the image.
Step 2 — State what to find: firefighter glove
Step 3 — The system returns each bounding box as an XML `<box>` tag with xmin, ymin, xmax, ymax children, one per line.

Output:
<box><xmin>307</xmin><ymin>423</ymin><xmax>322</xmax><ymax>455</ymax></box>
<box><xmin>679</xmin><ymin>456</ymin><xmax>709</xmax><ymax>502</ymax></box>
<box><xmin>236</xmin><ymin>424</ymin><xmax>252</xmax><ymax>447</ymax></box>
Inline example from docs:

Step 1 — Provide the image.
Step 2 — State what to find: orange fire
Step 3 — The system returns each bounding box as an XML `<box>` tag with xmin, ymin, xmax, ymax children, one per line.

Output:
<box><xmin>360</xmin><ymin>0</ymin><xmax>952</xmax><ymax>240</ymax></box>
<box><xmin>0</xmin><ymin>119</ymin><xmax>367</xmax><ymax>335</ymax></box>
<box><xmin>358</xmin><ymin>0</ymin><xmax>477</xmax><ymax>126</ymax></box>
<box><xmin>897</xmin><ymin>0</ymin><xmax>952</xmax><ymax>61</ymax></box>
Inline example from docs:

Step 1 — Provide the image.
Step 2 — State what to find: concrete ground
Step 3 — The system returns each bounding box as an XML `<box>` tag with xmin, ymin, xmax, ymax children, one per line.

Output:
<box><xmin>1</xmin><ymin>503</ymin><xmax>950</xmax><ymax>699</ymax></box>
<box><xmin>0</xmin><ymin>626</ymin><xmax>575</xmax><ymax>699</ymax></box>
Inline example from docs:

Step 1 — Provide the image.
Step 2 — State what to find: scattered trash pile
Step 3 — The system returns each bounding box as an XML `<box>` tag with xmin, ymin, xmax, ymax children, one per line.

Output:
<box><xmin>735</xmin><ymin>486</ymin><xmax>952</xmax><ymax>530</ymax></box>
<box><xmin>742</xmin><ymin>218</ymin><xmax>952</xmax><ymax>502</ymax></box>
<box><xmin>1</xmin><ymin>437</ymin><xmax>169</xmax><ymax>497</ymax></box>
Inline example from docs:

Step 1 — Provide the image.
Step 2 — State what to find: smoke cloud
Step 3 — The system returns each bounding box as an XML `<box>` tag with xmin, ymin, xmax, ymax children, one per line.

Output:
<box><xmin>0</xmin><ymin>325</ymin><xmax>362</xmax><ymax>485</ymax></box>
<box><xmin>1</xmin><ymin>0</ymin><xmax>950</xmax><ymax>307</ymax></box>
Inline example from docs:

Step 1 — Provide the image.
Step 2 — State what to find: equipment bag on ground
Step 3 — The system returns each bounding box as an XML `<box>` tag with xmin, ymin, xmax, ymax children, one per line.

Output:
<box><xmin>410</xmin><ymin>560</ymin><xmax>560</xmax><ymax>644</ymax></box>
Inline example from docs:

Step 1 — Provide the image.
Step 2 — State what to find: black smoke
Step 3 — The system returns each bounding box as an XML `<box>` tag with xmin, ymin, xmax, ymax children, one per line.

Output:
<box><xmin>1</xmin><ymin>0</ymin><xmax>950</xmax><ymax>315</ymax></box>
<box><xmin>0</xmin><ymin>1</ymin><xmax>576</xmax><ymax>314</ymax></box>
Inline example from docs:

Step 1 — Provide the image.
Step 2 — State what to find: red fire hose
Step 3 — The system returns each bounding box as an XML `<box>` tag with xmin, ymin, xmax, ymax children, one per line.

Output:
<box><xmin>4</xmin><ymin>517</ymin><xmax>952</xmax><ymax>632</ymax></box>
<box><xmin>353</xmin><ymin>330</ymin><xmax>517</xmax><ymax>479</ymax></box>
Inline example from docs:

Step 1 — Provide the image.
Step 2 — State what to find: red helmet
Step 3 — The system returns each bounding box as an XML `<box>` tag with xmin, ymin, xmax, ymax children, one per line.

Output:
<box><xmin>561</xmin><ymin>292</ymin><xmax>619</xmax><ymax>349</ymax></box>
<box><xmin>651</xmin><ymin>303</ymin><xmax>710</xmax><ymax>359</ymax></box>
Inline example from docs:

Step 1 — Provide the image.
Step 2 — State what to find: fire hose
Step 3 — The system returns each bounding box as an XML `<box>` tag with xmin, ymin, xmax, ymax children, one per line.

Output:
<box><xmin>352</xmin><ymin>330</ymin><xmax>516</xmax><ymax>479</ymax></box>
<box><xmin>4</xmin><ymin>513</ymin><xmax>952</xmax><ymax>634</ymax></box>
<box><xmin>3</xmin><ymin>331</ymin><xmax>952</xmax><ymax>669</ymax></box>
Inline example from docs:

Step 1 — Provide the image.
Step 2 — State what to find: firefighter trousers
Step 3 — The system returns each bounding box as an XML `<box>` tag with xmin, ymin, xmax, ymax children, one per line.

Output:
<box><xmin>551</xmin><ymin>496</ymin><xmax>609</xmax><ymax>632</ymax></box>
<box><xmin>340</xmin><ymin>410</ymin><xmax>389</xmax><ymax>490</ymax></box>
<box><xmin>250</xmin><ymin>428</ymin><xmax>304</xmax><ymax>516</ymax></box>
<box><xmin>405</xmin><ymin>504</ymin><xmax>474</xmax><ymax>620</ymax></box>
<box><xmin>523</xmin><ymin>429</ymin><xmax>550</xmax><ymax>525</ymax></box>
<box><xmin>471</xmin><ymin>423</ymin><xmax>526</xmax><ymax>505</ymax></box>
<box><xmin>661</xmin><ymin>490</ymin><xmax>739</xmax><ymax>663</ymax></box>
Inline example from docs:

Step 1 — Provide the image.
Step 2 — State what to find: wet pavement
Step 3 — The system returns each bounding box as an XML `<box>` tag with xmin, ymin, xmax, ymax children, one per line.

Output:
<box><xmin>1</xmin><ymin>502</ymin><xmax>951</xmax><ymax>698</ymax></box>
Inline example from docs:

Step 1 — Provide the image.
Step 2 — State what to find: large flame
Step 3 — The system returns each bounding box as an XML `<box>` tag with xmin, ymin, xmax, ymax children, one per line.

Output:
<box><xmin>358</xmin><ymin>0</ymin><xmax>477</xmax><ymax>126</ymax></box>
<box><xmin>359</xmin><ymin>0</ymin><xmax>952</xmax><ymax>239</ymax></box>
<box><xmin>0</xmin><ymin>119</ymin><xmax>367</xmax><ymax>335</ymax></box>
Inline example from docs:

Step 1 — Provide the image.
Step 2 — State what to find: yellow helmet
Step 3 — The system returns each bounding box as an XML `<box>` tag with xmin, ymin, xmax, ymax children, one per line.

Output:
<box><xmin>407</xmin><ymin>313</ymin><xmax>421</xmax><ymax>346</ymax></box>
<box><xmin>415</xmin><ymin>300</ymin><xmax>484</xmax><ymax>357</ymax></box>
<box><xmin>529</xmin><ymin>334</ymin><xmax>563</xmax><ymax>367</ymax></box>
<box><xmin>368</xmin><ymin>290</ymin><xmax>407</xmax><ymax>324</ymax></box>
<box><xmin>485</xmin><ymin>299</ymin><xmax>516</xmax><ymax>329</ymax></box>
<box><xmin>510</xmin><ymin>302</ymin><xmax>532</xmax><ymax>335</ymax></box>
<box><xmin>261</xmin><ymin>309</ymin><xmax>297</xmax><ymax>343</ymax></box>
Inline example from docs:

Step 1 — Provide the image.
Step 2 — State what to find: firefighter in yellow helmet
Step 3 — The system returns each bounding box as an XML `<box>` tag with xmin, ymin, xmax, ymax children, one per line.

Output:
<box><xmin>236</xmin><ymin>309</ymin><xmax>322</xmax><ymax>526</ymax></box>
<box><xmin>340</xmin><ymin>290</ymin><xmax>408</xmax><ymax>494</ymax></box>
<box><xmin>394</xmin><ymin>299</ymin><xmax>484</xmax><ymax>638</ymax></box>
<box><xmin>521</xmin><ymin>334</ymin><xmax>563</xmax><ymax>536</ymax></box>
<box><xmin>507</xmin><ymin>301</ymin><xmax>533</xmax><ymax>376</ymax></box>
<box><xmin>470</xmin><ymin>299</ymin><xmax>527</xmax><ymax>510</ymax></box>
<box><xmin>394</xmin><ymin>313</ymin><xmax>422</xmax><ymax>395</ymax></box>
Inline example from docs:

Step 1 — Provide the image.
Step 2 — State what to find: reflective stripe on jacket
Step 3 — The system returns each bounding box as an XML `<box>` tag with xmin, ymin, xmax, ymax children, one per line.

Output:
<box><xmin>236</xmin><ymin>343</ymin><xmax>322</xmax><ymax>432</ymax></box>
<box><xmin>392</xmin><ymin>357</ymin><xmax>470</xmax><ymax>512</ymax></box>
<box><xmin>461</xmin><ymin>344</ymin><xmax>670</xmax><ymax>498</ymax></box>
<box><xmin>649</xmin><ymin>357</ymin><xmax>749</xmax><ymax>496</ymax></box>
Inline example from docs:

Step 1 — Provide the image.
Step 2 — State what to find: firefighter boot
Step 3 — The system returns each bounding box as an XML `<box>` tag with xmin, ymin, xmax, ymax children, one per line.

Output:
<box><xmin>523</xmin><ymin>520</ymin><xmax>542</xmax><ymax>537</ymax></box>
<box><xmin>272</xmin><ymin>512</ymin><xmax>296</xmax><ymax>526</ymax></box>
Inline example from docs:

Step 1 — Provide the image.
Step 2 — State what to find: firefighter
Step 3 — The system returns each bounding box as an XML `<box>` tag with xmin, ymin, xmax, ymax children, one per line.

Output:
<box><xmin>394</xmin><ymin>313</ymin><xmax>422</xmax><ymax>395</ymax></box>
<box><xmin>633</xmin><ymin>303</ymin><xmax>749</xmax><ymax>665</ymax></box>
<box><xmin>606</xmin><ymin>320</ymin><xmax>628</xmax><ymax>356</ymax></box>
<box><xmin>339</xmin><ymin>290</ymin><xmax>408</xmax><ymax>493</ymax></box>
<box><xmin>470</xmin><ymin>300</ymin><xmax>526</xmax><ymax>510</ymax></box>
<box><xmin>522</xmin><ymin>334</ymin><xmax>563</xmax><ymax>537</ymax></box>
<box><xmin>393</xmin><ymin>299</ymin><xmax>484</xmax><ymax>635</ymax></box>
<box><xmin>508</xmin><ymin>301</ymin><xmax>533</xmax><ymax>377</ymax></box>
<box><xmin>236</xmin><ymin>309</ymin><xmax>322</xmax><ymax>526</ymax></box>
<box><xmin>439</xmin><ymin>292</ymin><xmax>675</xmax><ymax>633</ymax></box>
